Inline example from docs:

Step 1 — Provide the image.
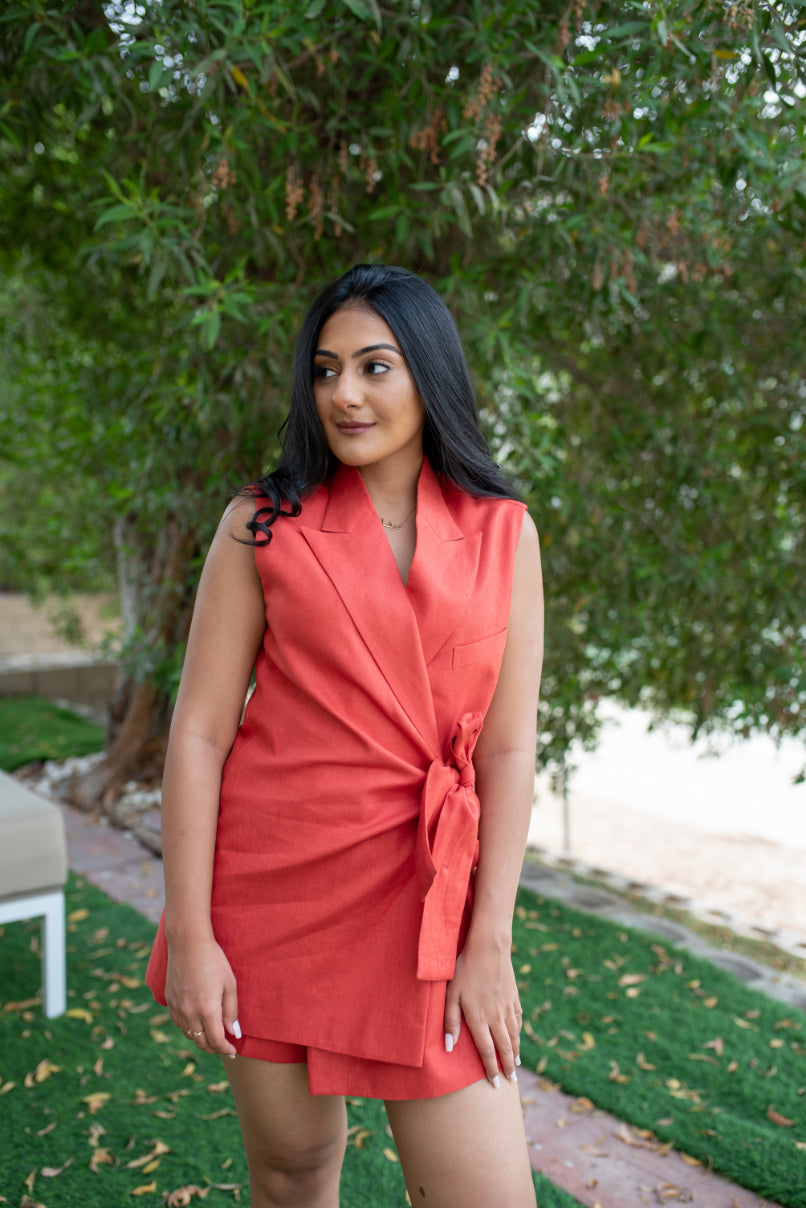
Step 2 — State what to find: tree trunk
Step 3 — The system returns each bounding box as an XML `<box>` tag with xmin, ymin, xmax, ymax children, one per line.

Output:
<box><xmin>69</xmin><ymin>514</ymin><xmax>198</xmax><ymax>813</ymax></box>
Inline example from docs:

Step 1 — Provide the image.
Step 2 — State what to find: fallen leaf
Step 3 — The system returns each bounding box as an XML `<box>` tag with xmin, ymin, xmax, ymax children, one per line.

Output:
<box><xmin>25</xmin><ymin>1060</ymin><xmax>61</xmax><ymax>1087</ymax></box>
<box><xmin>41</xmin><ymin>1156</ymin><xmax>74</xmax><ymax>1177</ymax></box>
<box><xmin>66</xmin><ymin>1008</ymin><xmax>94</xmax><ymax>1024</ymax></box>
<box><xmin>636</xmin><ymin>1052</ymin><xmax>656</xmax><ymax>1071</ymax></box>
<box><xmin>767</xmin><ymin>1107</ymin><xmax>794</xmax><ymax>1127</ymax></box>
<box><xmin>131</xmin><ymin>1181</ymin><xmax>158</xmax><ymax>1196</ymax></box>
<box><xmin>680</xmin><ymin>1153</ymin><xmax>702</xmax><ymax>1166</ymax></box>
<box><xmin>166</xmin><ymin>1186</ymin><xmax>211</xmax><ymax>1206</ymax></box>
<box><xmin>67</xmin><ymin>908</ymin><xmax>90</xmax><ymax>923</ymax></box>
<box><xmin>580</xmin><ymin>1032</ymin><xmax>596</xmax><ymax>1050</ymax></box>
<box><xmin>82</xmin><ymin>1092</ymin><xmax>112</xmax><ymax>1114</ymax></box>
<box><xmin>90</xmin><ymin>1147</ymin><xmax>117</xmax><ymax>1172</ymax></box>
<box><xmin>36</xmin><ymin>1123</ymin><xmax>57</xmax><ymax>1137</ymax></box>
<box><xmin>733</xmin><ymin>1016</ymin><xmax>759</xmax><ymax>1031</ymax></box>
<box><xmin>704</xmin><ymin>1038</ymin><xmax>724</xmax><ymax>1056</ymax></box>
<box><xmin>618</xmin><ymin>973</ymin><xmax>646</xmax><ymax>987</ymax></box>
<box><xmin>126</xmin><ymin>1141</ymin><xmax>171</xmax><ymax>1169</ymax></box>
<box><xmin>382</xmin><ymin>1147</ymin><xmax>399</xmax><ymax>1162</ymax></box>
<box><xmin>199</xmin><ymin>1109</ymin><xmax>237</xmax><ymax>1120</ymax></box>
<box><xmin>180</xmin><ymin>1062</ymin><xmax>196</xmax><ymax>1077</ymax></box>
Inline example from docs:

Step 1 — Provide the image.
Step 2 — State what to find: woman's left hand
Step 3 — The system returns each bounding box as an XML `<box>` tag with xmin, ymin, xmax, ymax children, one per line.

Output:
<box><xmin>444</xmin><ymin>937</ymin><xmax>522</xmax><ymax>1086</ymax></box>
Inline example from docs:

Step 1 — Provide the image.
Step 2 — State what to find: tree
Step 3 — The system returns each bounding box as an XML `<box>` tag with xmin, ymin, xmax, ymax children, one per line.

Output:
<box><xmin>1</xmin><ymin>0</ymin><xmax>804</xmax><ymax>804</ymax></box>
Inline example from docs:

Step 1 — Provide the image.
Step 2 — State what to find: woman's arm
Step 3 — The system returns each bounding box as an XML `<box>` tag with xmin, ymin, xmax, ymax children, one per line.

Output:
<box><xmin>161</xmin><ymin>495</ymin><xmax>266</xmax><ymax>1056</ymax></box>
<box><xmin>444</xmin><ymin>511</ymin><xmax>544</xmax><ymax>1085</ymax></box>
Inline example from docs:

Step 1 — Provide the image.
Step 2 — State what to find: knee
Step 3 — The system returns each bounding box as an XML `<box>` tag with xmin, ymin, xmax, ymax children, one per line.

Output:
<box><xmin>247</xmin><ymin>1131</ymin><xmax>345</xmax><ymax>1206</ymax></box>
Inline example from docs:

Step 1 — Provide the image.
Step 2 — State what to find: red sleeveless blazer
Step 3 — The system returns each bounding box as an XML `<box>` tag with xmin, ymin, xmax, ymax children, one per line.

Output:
<box><xmin>147</xmin><ymin>458</ymin><xmax>526</xmax><ymax>1072</ymax></box>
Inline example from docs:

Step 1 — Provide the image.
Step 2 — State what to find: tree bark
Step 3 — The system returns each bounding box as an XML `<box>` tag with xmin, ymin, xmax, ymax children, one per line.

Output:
<box><xmin>69</xmin><ymin>514</ymin><xmax>198</xmax><ymax>812</ymax></box>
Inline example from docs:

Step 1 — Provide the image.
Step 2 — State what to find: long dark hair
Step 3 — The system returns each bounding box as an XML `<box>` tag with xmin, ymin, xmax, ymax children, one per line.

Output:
<box><xmin>245</xmin><ymin>264</ymin><xmax>518</xmax><ymax>543</ymax></box>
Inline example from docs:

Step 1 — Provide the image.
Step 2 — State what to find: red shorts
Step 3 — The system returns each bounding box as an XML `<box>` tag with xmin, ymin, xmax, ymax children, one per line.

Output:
<box><xmin>234</xmin><ymin>1001</ymin><xmax>492</xmax><ymax>1100</ymax></box>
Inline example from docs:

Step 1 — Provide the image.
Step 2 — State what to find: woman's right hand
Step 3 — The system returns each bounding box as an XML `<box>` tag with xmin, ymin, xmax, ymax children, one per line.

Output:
<box><xmin>165</xmin><ymin>933</ymin><xmax>240</xmax><ymax>1057</ymax></box>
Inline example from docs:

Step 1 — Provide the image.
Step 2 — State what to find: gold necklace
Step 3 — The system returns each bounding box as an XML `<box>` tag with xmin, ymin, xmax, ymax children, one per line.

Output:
<box><xmin>379</xmin><ymin>505</ymin><xmax>415</xmax><ymax>531</ymax></box>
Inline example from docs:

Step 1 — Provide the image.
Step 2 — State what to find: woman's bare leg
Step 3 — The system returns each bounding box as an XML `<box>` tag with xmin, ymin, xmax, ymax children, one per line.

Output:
<box><xmin>385</xmin><ymin>1077</ymin><xmax>536</xmax><ymax>1208</ymax></box>
<box><xmin>226</xmin><ymin>1057</ymin><xmax>347</xmax><ymax>1208</ymax></box>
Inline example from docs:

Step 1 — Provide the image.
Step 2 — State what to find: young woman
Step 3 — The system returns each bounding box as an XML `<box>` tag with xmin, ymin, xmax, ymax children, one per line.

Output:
<box><xmin>147</xmin><ymin>264</ymin><xmax>544</xmax><ymax>1207</ymax></box>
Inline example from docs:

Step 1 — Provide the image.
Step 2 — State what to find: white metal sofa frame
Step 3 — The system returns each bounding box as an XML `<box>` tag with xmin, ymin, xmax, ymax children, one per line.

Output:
<box><xmin>0</xmin><ymin>770</ymin><xmax>67</xmax><ymax>1018</ymax></box>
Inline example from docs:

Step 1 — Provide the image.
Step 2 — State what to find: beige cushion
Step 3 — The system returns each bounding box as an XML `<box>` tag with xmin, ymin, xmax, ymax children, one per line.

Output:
<box><xmin>0</xmin><ymin>771</ymin><xmax>67</xmax><ymax>898</ymax></box>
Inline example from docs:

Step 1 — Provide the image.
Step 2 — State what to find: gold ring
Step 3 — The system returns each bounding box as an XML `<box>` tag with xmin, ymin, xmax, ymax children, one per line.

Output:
<box><xmin>187</xmin><ymin>1029</ymin><xmax>204</xmax><ymax>1038</ymax></box>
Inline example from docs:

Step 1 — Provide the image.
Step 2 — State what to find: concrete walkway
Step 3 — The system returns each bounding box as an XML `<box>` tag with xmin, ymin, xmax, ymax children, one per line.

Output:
<box><xmin>55</xmin><ymin>799</ymin><xmax>799</xmax><ymax>1208</ymax></box>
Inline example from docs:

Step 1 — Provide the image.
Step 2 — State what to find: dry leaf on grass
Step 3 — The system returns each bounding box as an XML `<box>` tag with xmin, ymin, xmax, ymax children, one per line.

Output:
<box><xmin>24</xmin><ymin>1060</ymin><xmax>61</xmax><ymax>1087</ymax></box>
<box><xmin>89</xmin><ymin>1147</ymin><xmax>117</xmax><ymax>1172</ymax></box>
<box><xmin>166</xmin><ymin>1186</ymin><xmax>211</xmax><ymax>1206</ymax></box>
<box><xmin>41</xmin><ymin>1157</ymin><xmax>73</xmax><ymax>1177</ymax></box>
<box><xmin>382</xmin><ymin>1148</ymin><xmax>399</xmax><ymax>1162</ymax></box>
<box><xmin>767</xmin><ymin>1107</ymin><xmax>795</xmax><ymax>1127</ymax></box>
<box><xmin>125</xmin><ymin>1140</ymin><xmax>170</xmax><ymax>1169</ymax></box>
<box><xmin>131</xmin><ymin>1180</ymin><xmax>157</xmax><ymax>1196</ymax></box>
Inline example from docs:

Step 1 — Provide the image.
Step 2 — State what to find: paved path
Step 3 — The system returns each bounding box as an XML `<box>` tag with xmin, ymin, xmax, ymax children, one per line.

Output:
<box><xmin>55</xmin><ymin>799</ymin><xmax>801</xmax><ymax>1208</ymax></box>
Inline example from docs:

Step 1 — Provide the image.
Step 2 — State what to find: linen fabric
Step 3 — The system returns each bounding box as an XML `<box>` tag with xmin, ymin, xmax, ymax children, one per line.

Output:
<box><xmin>147</xmin><ymin>458</ymin><xmax>526</xmax><ymax>1097</ymax></box>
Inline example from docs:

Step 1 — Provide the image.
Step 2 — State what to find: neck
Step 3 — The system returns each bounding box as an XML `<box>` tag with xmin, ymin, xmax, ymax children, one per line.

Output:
<box><xmin>358</xmin><ymin>454</ymin><xmax>423</xmax><ymax>518</ymax></box>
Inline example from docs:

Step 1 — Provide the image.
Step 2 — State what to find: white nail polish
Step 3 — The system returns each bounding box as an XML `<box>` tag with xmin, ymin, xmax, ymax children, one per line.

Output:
<box><xmin>444</xmin><ymin>1032</ymin><xmax>454</xmax><ymax>1053</ymax></box>
<box><xmin>232</xmin><ymin>1019</ymin><xmax>242</xmax><ymax>1039</ymax></box>
<box><xmin>492</xmin><ymin>1075</ymin><xmax>500</xmax><ymax>1088</ymax></box>
<box><xmin>228</xmin><ymin>1053</ymin><xmax>236</xmax><ymax>1060</ymax></box>
<box><xmin>508</xmin><ymin>1070</ymin><xmax>518</xmax><ymax>1083</ymax></box>
<box><xmin>515</xmin><ymin>1055</ymin><xmax>521</xmax><ymax>1067</ymax></box>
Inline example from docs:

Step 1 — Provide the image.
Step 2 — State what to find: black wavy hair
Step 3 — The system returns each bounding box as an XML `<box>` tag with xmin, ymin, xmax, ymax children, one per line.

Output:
<box><xmin>245</xmin><ymin>263</ymin><xmax>518</xmax><ymax>543</ymax></box>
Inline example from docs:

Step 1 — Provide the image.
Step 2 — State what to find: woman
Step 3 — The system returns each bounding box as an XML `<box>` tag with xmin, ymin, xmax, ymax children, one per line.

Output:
<box><xmin>147</xmin><ymin>263</ymin><xmax>544</xmax><ymax>1207</ymax></box>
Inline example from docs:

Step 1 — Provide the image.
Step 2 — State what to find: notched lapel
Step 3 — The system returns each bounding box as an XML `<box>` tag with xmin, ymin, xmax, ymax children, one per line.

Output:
<box><xmin>301</xmin><ymin>467</ymin><xmax>439</xmax><ymax>751</ymax></box>
<box><xmin>407</xmin><ymin>465</ymin><xmax>481</xmax><ymax>667</ymax></box>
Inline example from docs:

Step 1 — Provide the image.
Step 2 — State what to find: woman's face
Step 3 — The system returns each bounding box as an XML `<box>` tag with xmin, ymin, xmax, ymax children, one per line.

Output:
<box><xmin>313</xmin><ymin>305</ymin><xmax>425</xmax><ymax>478</ymax></box>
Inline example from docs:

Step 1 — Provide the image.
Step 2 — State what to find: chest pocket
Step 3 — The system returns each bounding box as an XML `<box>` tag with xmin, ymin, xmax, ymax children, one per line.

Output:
<box><xmin>429</xmin><ymin>628</ymin><xmax>508</xmax><ymax>673</ymax></box>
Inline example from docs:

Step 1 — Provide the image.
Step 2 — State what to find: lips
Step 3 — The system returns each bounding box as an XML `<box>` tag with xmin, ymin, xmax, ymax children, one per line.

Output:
<box><xmin>335</xmin><ymin>421</ymin><xmax>375</xmax><ymax>433</ymax></box>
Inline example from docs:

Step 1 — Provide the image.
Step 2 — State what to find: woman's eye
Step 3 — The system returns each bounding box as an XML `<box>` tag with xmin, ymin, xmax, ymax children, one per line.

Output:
<box><xmin>365</xmin><ymin>360</ymin><xmax>392</xmax><ymax>375</ymax></box>
<box><xmin>313</xmin><ymin>365</ymin><xmax>336</xmax><ymax>379</ymax></box>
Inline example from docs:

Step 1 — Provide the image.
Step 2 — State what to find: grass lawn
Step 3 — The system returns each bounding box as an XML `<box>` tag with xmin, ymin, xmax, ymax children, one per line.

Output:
<box><xmin>0</xmin><ymin>695</ymin><xmax>105</xmax><ymax>771</ymax></box>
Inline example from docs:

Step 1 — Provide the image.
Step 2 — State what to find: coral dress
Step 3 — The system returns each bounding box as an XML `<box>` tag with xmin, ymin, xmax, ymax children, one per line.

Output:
<box><xmin>147</xmin><ymin>458</ymin><xmax>526</xmax><ymax>1098</ymax></box>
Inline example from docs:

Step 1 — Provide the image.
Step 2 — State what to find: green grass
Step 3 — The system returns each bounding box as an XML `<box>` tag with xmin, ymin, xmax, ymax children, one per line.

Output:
<box><xmin>0</xmin><ymin>694</ymin><xmax>105</xmax><ymax>771</ymax></box>
<box><xmin>0</xmin><ymin>875</ymin><xmax>582</xmax><ymax>1207</ymax></box>
<box><xmin>513</xmin><ymin>893</ymin><xmax>806</xmax><ymax>1207</ymax></box>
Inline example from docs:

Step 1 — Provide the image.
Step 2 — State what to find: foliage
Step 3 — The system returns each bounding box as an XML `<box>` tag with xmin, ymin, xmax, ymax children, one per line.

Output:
<box><xmin>1</xmin><ymin>0</ymin><xmax>805</xmax><ymax>783</ymax></box>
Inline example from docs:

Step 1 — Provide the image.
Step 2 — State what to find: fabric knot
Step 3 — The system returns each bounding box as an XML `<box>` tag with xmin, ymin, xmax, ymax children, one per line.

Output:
<box><xmin>415</xmin><ymin>711</ymin><xmax>483</xmax><ymax>981</ymax></box>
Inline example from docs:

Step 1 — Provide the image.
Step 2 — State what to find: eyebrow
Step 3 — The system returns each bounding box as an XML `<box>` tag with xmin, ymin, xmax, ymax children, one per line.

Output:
<box><xmin>314</xmin><ymin>342</ymin><xmax>401</xmax><ymax>359</ymax></box>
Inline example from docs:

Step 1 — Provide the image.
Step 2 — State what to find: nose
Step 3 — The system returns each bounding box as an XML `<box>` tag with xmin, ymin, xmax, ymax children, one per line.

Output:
<box><xmin>331</xmin><ymin>367</ymin><xmax>361</xmax><ymax>410</ymax></box>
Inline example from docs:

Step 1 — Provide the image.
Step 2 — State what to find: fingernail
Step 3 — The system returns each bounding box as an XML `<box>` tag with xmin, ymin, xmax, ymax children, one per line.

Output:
<box><xmin>444</xmin><ymin>1033</ymin><xmax>454</xmax><ymax>1053</ymax></box>
<box><xmin>492</xmin><ymin>1075</ymin><xmax>500</xmax><ymax>1088</ymax></box>
<box><xmin>515</xmin><ymin>1055</ymin><xmax>522</xmax><ymax>1067</ymax></box>
<box><xmin>228</xmin><ymin>1053</ymin><xmax>236</xmax><ymax>1060</ymax></box>
<box><xmin>232</xmin><ymin>1020</ymin><xmax>242</xmax><ymax>1039</ymax></box>
<box><xmin>508</xmin><ymin>1070</ymin><xmax>518</xmax><ymax>1083</ymax></box>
